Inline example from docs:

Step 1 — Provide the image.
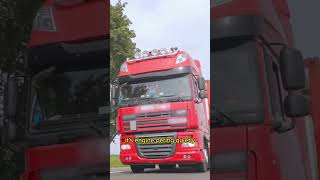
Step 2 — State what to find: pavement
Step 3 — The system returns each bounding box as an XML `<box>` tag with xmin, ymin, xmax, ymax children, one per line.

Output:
<box><xmin>110</xmin><ymin>166</ymin><xmax>210</xmax><ymax>180</ymax></box>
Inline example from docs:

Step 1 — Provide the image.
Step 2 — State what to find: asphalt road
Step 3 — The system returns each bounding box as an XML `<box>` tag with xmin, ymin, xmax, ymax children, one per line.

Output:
<box><xmin>110</xmin><ymin>166</ymin><xmax>210</xmax><ymax>180</ymax></box>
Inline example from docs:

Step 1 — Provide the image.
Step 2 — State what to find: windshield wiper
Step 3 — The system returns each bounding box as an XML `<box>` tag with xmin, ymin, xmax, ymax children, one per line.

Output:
<box><xmin>158</xmin><ymin>95</ymin><xmax>185</xmax><ymax>102</ymax></box>
<box><xmin>119</xmin><ymin>95</ymin><xmax>185</xmax><ymax>107</ymax></box>
<box><xmin>140</xmin><ymin>96</ymin><xmax>170</xmax><ymax>104</ymax></box>
<box><xmin>211</xmin><ymin>105</ymin><xmax>238</xmax><ymax>126</ymax></box>
<box><xmin>121</xmin><ymin>96</ymin><xmax>167</xmax><ymax>106</ymax></box>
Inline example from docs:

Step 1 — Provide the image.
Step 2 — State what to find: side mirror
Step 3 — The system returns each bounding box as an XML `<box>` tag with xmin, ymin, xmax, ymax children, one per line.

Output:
<box><xmin>284</xmin><ymin>95</ymin><xmax>310</xmax><ymax>117</ymax></box>
<box><xmin>280</xmin><ymin>47</ymin><xmax>305</xmax><ymax>90</ymax></box>
<box><xmin>198</xmin><ymin>77</ymin><xmax>206</xmax><ymax>90</ymax></box>
<box><xmin>199</xmin><ymin>90</ymin><xmax>208</xmax><ymax>99</ymax></box>
<box><xmin>111</xmin><ymin>84</ymin><xmax>119</xmax><ymax>107</ymax></box>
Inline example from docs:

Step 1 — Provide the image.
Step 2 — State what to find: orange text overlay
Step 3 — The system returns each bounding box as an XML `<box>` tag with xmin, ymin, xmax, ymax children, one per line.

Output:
<box><xmin>123</xmin><ymin>137</ymin><xmax>196</xmax><ymax>145</ymax></box>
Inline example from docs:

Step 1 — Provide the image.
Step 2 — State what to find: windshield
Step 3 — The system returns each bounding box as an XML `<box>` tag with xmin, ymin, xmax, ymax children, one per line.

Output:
<box><xmin>212</xmin><ymin>40</ymin><xmax>264</xmax><ymax>124</ymax></box>
<box><xmin>119</xmin><ymin>75</ymin><xmax>192</xmax><ymax>106</ymax></box>
<box><xmin>31</xmin><ymin>68</ymin><xmax>108</xmax><ymax>128</ymax></box>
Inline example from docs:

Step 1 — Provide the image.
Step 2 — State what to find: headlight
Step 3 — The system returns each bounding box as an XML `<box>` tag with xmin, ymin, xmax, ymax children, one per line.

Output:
<box><xmin>181</xmin><ymin>142</ymin><xmax>197</xmax><ymax>148</ymax></box>
<box><xmin>121</xmin><ymin>144</ymin><xmax>131</xmax><ymax>150</ymax></box>
<box><xmin>211</xmin><ymin>0</ymin><xmax>234</xmax><ymax>7</ymax></box>
<box><xmin>176</xmin><ymin>54</ymin><xmax>188</xmax><ymax>64</ymax></box>
<box><xmin>32</xmin><ymin>7</ymin><xmax>57</xmax><ymax>32</ymax></box>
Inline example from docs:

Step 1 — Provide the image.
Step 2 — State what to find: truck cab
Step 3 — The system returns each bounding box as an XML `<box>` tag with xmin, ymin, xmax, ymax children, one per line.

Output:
<box><xmin>211</xmin><ymin>0</ymin><xmax>312</xmax><ymax>180</ymax></box>
<box><xmin>116</xmin><ymin>48</ymin><xmax>210</xmax><ymax>173</ymax></box>
<box><xmin>1</xmin><ymin>0</ymin><xmax>109</xmax><ymax>179</ymax></box>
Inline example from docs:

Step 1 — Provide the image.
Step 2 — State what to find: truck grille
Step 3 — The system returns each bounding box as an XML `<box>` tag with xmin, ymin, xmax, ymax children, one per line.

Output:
<box><xmin>136</xmin><ymin>111</ymin><xmax>171</xmax><ymax>119</ymax></box>
<box><xmin>135</xmin><ymin>132</ymin><xmax>176</xmax><ymax>159</ymax></box>
<box><xmin>123</xmin><ymin>111</ymin><xmax>187</xmax><ymax>131</ymax></box>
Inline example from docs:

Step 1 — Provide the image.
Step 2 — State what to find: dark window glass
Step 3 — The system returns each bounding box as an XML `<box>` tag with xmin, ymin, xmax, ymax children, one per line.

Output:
<box><xmin>34</xmin><ymin>68</ymin><xmax>107</xmax><ymax>122</ymax></box>
<box><xmin>264</xmin><ymin>48</ymin><xmax>284</xmax><ymax>123</ymax></box>
<box><xmin>212</xmin><ymin>41</ymin><xmax>264</xmax><ymax>123</ymax></box>
<box><xmin>119</xmin><ymin>75</ymin><xmax>192</xmax><ymax>106</ymax></box>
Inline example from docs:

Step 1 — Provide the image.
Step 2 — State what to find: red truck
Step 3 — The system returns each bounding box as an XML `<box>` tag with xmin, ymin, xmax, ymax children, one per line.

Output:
<box><xmin>304</xmin><ymin>57</ymin><xmax>320</xmax><ymax>180</ymax></box>
<box><xmin>211</xmin><ymin>0</ymin><xmax>315</xmax><ymax>180</ymax></box>
<box><xmin>115</xmin><ymin>48</ymin><xmax>210</xmax><ymax>173</ymax></box>
<box><xmin>0</xmin><ymin>0</ymin><xmax>109</xmax><ymax>179</ymax></box>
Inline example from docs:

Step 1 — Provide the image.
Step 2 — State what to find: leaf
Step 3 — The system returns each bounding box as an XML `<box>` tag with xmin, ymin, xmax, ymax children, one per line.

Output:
<box><xmin>110</xmin><ymin>0</ymin><xmax>137</xmax><ymax>143</ymax></box>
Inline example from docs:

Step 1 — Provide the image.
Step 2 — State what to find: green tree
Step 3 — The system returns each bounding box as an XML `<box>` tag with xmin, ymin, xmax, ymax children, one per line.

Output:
<box><xmin>110</xmin><ymin>0</ymin><xmax>136</xmax><ymax>142</ymax></box>
<box><xmin>0</xmin><ymin>1</ymin><xmax>43</xmax><ymax>179</ymax></box>
<box><xmin>0</xmin><ymin>0</ymin><xmax>43</xmax><ymax>71</ymax></box>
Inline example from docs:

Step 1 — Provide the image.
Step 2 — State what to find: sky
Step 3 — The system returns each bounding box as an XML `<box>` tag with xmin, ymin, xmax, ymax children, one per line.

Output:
<box><xmin>111</xmin><ymin>0</ymin><xmax>210</xmax><ymax>79</ymax></box>
<box><xmin>110</xmin><ymin>0</ymin><xmax>210</xmax><ymax>154</ymax></box>
<box><xmin>109</xmin><ymin>0</ymin><xmax>320</xmax><ymax>154</ymax></box>
<box><xmin>288</xmin><ymin>0</ymin><xmax>320</xmax><ymax>58</ymax></box>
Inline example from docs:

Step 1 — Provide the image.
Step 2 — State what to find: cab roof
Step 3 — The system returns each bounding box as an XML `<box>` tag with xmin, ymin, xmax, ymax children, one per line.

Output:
<box><xmin>118</xmin><ymin>48</ymin><xmax>202</xmax><ymax>77</ymax></box>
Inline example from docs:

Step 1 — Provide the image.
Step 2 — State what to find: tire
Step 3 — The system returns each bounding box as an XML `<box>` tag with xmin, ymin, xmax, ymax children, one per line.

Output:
<box><xmin>195</xmin><ymin>143</ymin><xmax>209</xmax><ymax>172</ymax></box>
<box><xmin>130</xmin><ymin>165</ymin><xmax>145</xmax><ymax>173</ymax></box>
<box><xmin>159</xmin><ymin>164</ymin><xmax>176</xmax><ymax>170</ymax></box>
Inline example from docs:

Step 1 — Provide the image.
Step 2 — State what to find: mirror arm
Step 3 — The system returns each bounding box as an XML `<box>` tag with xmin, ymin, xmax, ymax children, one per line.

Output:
<box><xmin>275</xmin><ymin>118</ymin><xmax>296</xmax><ymax>133</ymax></box>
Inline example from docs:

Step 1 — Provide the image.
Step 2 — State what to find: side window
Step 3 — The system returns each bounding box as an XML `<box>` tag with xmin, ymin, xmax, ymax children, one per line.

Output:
<box><xmin>193</xmin><ymin>76</ymin><xmax>199</xmax><ymax>99</ymax></box>
<box><xmin>264</xmin><ymin>48</ymin><xmax>284</xmax><ymax>122</ymax></box>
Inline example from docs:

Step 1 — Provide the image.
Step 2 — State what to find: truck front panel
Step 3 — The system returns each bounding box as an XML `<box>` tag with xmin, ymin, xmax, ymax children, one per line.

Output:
<box><xmin>120</xmin><ymin>131</ymin><xmax>206</xmax><ymax>165</ymax></box>
<box><xmin>22</xmin><ymin>139</ymin><xmax>107</xmax><ymax>180</ymax></box>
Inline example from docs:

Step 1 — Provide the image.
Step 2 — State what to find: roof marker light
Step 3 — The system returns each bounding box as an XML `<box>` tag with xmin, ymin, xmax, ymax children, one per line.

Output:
<box><xmin>120</xmin><ymin>62</ymin><xmax>128</xmax><ymax>72</ymax></box>
<box><xmin>142</xmin><ymin>51</ymin><xmax>149</xmax><ymax>58</ymax></box>
<box><xmin>134</xmin><ymin>52</ymin><xmax>141</xmax><ymax>59</ymax></box>
<box><xmin>151</xmin><ymin>49</ymin><xmax>158</xmax><ymax>56</ymax></box>
<box><xmin>126</xmin><ymin>47</ymin><xmax>179</xmax><ymax>62</ymax></box>
<box><xmin>159</xmin><ymin>48</ymin><xmax>168</xmax><ymax>55</ymax></box>
<box><xmin>176</xmin><ymin>54</ymin><xmax>188</xmax><ymax>64</ymax></box>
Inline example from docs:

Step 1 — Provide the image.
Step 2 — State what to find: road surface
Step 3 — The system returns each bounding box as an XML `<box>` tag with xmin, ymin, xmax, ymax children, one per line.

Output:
<box><xmin>110</xmin><ymin>166</ymin><xmax>210</xmax><ymax>180</ymax></box>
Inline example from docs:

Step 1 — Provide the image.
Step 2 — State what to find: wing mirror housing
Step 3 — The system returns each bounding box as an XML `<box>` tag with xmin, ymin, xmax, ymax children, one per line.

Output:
<box><xmin>279</xmin><ymin>47</ymin><xmax>306</xmax><ymax>90</ymax></box>
<box><xmin>284</xmin><ymin>95</ymin><xmax>310</xmax><ymax>117</ymax></box>
<box><xmin>198</xmin><ymin>77</ymin><xmax>206</xmax><ymax>91</ymax></box>
<box><xmin>199</xmin><ymin>90</ymin><xmax>208</xmax><ymax>99</ymax></box>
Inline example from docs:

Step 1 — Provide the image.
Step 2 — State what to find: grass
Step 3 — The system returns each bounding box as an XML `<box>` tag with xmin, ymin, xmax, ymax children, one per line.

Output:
<box><xmin>110</xmin><ymin>155</ymin><xmax>128</xmax><ymax>168</ymax></box>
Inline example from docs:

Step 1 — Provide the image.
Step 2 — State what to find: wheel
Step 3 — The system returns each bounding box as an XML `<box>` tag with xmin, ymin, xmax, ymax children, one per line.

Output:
<box><xmin>195</xmin><ymin>143</ymin><xmax>209</xmax><ymax>172</ymax></box>
<box><xmin>159</xmin><ymin>164</ymin><xmax>176</xmax><ymax>170</ymax></box>
<box><xmin>130</xmin><ymin>165</ymin><xmax>145</xmax><ymax>173</ymax></box>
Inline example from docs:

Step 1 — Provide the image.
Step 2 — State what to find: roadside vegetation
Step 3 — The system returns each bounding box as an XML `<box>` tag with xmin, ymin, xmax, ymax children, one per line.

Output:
<box><xmin>110</xmin><ymin>155</ymin><xmax>128</xmax><ymax>168</ymax></box>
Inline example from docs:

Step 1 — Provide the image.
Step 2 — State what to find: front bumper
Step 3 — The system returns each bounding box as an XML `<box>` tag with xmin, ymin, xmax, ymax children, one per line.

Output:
<box><xmin>120</xmin><ymin>131</ymin><xmax>207</xmax><ymax>165</ymax></box>
<box><xmin>120</xmin><ymin>148</ymin><xmax>204</xmax><ymax>165</ymax></box>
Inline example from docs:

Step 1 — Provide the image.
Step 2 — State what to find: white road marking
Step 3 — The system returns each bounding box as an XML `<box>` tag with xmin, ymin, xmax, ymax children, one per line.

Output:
<box><xmin>110</xmin><ymin>170</ymin><xmax>131</xmax><ymax>174</ymax></box>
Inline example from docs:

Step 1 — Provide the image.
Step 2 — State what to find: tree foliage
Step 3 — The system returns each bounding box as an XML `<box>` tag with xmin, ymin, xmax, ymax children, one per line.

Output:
<box><xmin>0</xmin><ymin>0</ymin><xmax>43</xmax><ymax>71</ymax></box>
<box><xmin>110</xmin><ymin>0</ymin><xmax>136</xmax><ymax>142</ymax></box>
<box><xmin>0</xmin><ymin>0</ymin><xmax>43</xmax><ymax>179</ymax></box>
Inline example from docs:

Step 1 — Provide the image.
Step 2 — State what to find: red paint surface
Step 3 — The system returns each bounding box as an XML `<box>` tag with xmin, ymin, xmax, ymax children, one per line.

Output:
<box><xmin>211</xmin><ymin>0</ymin><xmax>314</xmax><ymax>180</ymax></box>
<box><xmin>27</xmin><ymin>0</ymin><xmax>109</xmax><ymax>47</ymax></box>
<box><xmin>117</xmin><ymin>50</ymin><xmax>210</xmax><ymax>165</ymax></box>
